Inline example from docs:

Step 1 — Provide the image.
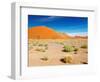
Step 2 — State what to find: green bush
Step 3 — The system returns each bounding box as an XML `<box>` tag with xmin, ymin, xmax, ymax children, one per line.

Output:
<box><xmin>63</xmin><ymin>45</ymin><xmax>75</xmax><ymax>52</ymax></box>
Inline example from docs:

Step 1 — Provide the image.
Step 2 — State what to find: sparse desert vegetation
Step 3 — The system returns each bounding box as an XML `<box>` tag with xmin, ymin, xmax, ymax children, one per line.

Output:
<box><xmin>28</xmin><ymin>39</ymin><xmax>88</xmax><ymax>66</ymax></box>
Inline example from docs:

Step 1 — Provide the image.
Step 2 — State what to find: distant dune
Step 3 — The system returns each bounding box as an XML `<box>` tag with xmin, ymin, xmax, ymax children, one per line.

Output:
<box><xmin>74</xmin><ymin>36</ymin><xmax>88</xmax><ymax>39</ymax></box>
<box><xmin>28</xmin><ymin>26</ymin><xmax>71</xmax><ymax>39</ymax></box>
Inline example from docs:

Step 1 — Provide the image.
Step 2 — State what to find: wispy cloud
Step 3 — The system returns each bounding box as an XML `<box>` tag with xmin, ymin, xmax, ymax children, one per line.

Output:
<box><xmin>67</xmin><ymin>32</ymin><xmax>88</xmax><ymax>36</ymax></box>
<box><xmin>36</xmin><ymin>16</ymin><xmax>62</xmax><ymax>22</ymax></box>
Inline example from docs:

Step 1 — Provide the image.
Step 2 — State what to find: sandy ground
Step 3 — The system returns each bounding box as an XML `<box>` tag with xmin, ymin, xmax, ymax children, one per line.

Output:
<box><xmin>28</xmin><ymin>39</ymin><xmax>88</xmax><ymax>66</ymax></box>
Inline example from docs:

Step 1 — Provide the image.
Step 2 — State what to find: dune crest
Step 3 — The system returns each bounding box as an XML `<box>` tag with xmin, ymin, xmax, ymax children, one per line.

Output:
<box><xmin>28</xmin><ymin>26</ymin><xmax>70</xmax><ymax>39</ymax></box>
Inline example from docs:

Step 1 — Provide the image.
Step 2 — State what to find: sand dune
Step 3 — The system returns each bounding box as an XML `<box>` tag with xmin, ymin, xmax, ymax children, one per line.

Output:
<box><xmin>28</xmin><ymin>26</ymin><xmax>71</xmax><ymax>39</ymax></box>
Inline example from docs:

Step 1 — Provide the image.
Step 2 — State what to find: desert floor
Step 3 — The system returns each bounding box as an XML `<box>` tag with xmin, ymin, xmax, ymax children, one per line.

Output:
<box><xmin>28</xmin><ymin>39</ymin><xmax>88</xmax><ymax>66</ymax></box>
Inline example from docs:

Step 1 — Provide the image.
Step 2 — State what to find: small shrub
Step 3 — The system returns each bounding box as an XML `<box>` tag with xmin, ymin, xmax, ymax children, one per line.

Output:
<box><xmin>72</xmin><ymin>46</ymin><xmax>75</xmax><ymax>48</ymax></box>
<box><xmin>32</xmin><ymin>43</ymin><xmax>37</xmax><ymax>46</ymax></box>
<box><xmin>35</xmin><ymin>48</ymin><xmax>41</xmax><ymax>51</ymax></box>
<box><xmin>63</xmin><ymin>45</ymin><xmax>75</xmax><ymax>52</ymax></box>
<box><xmin>60</xmin><ymin>58</ymin><xmax>66</xmax><ymax>63</ymax></box>
<box><xmin>74</xmin><ymin>48</ymin><xmax>78</xmax><ymax>51</ymax></box>
<box><xmin>73</xmin><ymin>48</ymin><xmax>78</xmax><ymax>54</ymax></box>
<box><xmin>38</xmin><ymin>44</ymin><xmax>43</xmax><ymax>46</ymax></box>
<box><xmin>60</xmin><ymin>55</ymin><xmax>72</xmax><ymax>63</ymax></box>
<box><xmin>40</xmin><ymin>57</ymin><xmax>48</xmax><ymax>61</ymax></box>
<box><xmin>81</xmin><ymin>62</ymin><xmax>88</xmax><ymax>64</ymax></box>
<box><xmin>64</xmin><ymin>55</ymin><xmax>72</xmax><ymax>63</ymax></box>
<box><xmin>35</xmin><ymin>48</ymin><xmax>45</xmax><ymax>52</ymax></box>
<box><xmin>41</xmin><ymin>49</ymin><xmax>46</xmax><ymax>52</ymax></box>
<box><xmin>44</xmin><ymin>44</ymin><xmax>48</xmax><ymax>47</ymax></box>
<box><xmin>60</xmin><ymin>42</ymin><xmax>64</xmax><ymax>45</ymax></box>
<box><xmin>81</xmin><ymin>44</ymin><xmax>87</xmax><ymax>49</ymax></box>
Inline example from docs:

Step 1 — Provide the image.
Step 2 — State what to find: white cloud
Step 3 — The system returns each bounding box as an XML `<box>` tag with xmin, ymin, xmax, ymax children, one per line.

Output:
<box><xmin>38</xmin><ymin>16</ymin><xmax>61</xmax><ymax>22</ymax></box>
<box><xmin>66</xmin><ymin>32</ymin><xmax>88</xmax><ymax>36</ymax></box>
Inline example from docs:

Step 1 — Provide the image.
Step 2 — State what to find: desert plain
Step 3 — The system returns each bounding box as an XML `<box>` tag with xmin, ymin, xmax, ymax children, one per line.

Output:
<box><xmin>28</xmin><ymin>26</ymin><xmax>88</xmax><ymax>66</ymax></box>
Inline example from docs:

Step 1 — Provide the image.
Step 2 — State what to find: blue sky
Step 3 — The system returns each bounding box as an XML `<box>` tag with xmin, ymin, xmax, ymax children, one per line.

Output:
<box><xmin>28</xmin><ymin>15</ymin><xmax>88</xmax><ymax>36</ymax></box>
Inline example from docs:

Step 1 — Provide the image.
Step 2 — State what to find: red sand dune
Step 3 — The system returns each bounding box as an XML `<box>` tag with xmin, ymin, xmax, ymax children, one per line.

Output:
<box><xmin>28</xmin><ymin>26</ymin><xmax>71</xmax><ymax>39</ymax></box>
